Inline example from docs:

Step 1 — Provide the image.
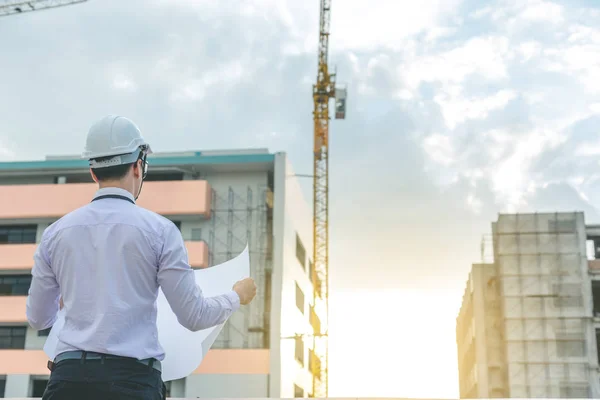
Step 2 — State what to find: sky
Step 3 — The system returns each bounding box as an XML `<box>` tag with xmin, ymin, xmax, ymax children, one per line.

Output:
<box><xmin>3</xmin><ymin>0</ymin><xmax>600</xmax><ymax>398</ymax></box>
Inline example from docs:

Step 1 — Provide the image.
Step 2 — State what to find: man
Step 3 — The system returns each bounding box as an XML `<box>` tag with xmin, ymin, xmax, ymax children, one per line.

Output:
<box><xmin>26</xmin><ymin>115</ymin><xmax>257</xmax><ymax>400</ymax></box>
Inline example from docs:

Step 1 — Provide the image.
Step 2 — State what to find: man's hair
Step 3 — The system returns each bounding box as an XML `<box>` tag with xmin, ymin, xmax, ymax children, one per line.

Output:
<box><xmin>91</xmin><ymin>156</ymin><xmax>135</xmax><ymax>181</ymax></box>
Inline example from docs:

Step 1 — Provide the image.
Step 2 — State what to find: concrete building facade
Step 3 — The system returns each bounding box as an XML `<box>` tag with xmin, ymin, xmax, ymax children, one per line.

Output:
<box><xmin>0</xmin><ymin>149</ymin><xmax>324</xmax><ymax>398</ymax></box>
<box><xmin>457</xmin><ymin>212</ymin><xmax>600</xmax><ymax>398</ymax></box>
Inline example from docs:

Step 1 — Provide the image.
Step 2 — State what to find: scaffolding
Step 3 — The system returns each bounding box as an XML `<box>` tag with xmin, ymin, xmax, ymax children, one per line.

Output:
<box><xmin>481</xmin><ymin>234</ymin><xmax>495</xmax><ymax>263</ymax></box>
<box><xmin>203</xmin><ymin>184</ymin><xmax>273</xmax><ymax>350</ymax></box>
<box><xmin>495</xmin><ymin>212</ymin><xmax>592</xmax><ymax>398</ymax></box>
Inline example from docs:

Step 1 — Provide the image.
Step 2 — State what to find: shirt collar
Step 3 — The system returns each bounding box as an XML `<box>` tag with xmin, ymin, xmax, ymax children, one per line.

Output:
<box><xmin>93</xmin><ymin>187</ymin><xmax>136</xmax><ymax>203</ymax></box>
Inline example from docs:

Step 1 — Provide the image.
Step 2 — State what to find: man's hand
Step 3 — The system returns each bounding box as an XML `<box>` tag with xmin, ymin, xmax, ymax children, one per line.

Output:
<box><xmin>233</xmin><ymin>278</ymin><xmax>257</xmax><ymax>305</ymax></box>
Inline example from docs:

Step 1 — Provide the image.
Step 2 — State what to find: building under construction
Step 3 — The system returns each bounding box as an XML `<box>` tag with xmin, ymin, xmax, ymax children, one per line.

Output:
<box><xmin>0</xmin><ymin>149</ymin><xmax>323</xmax><ymax>398</ymax></box>
<box><xmin>456</xmin><ymin>212</ymin><xmax>600</xmax><ymax>398</ymax></box>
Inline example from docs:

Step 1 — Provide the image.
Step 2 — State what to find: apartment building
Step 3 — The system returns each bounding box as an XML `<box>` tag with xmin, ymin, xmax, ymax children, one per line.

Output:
<box><xmin>456</xmin><ymin>212</ymin><xmax>600</xmax><ymax>398</ymax></box>
<box><xmin>0</xmin><ymin>149</ymin><xmax>324</xmax><ymax>398</ymax></box>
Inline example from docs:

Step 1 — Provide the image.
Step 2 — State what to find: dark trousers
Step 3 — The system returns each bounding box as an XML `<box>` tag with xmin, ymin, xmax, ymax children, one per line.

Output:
<box><xmin>42</xmin><ymin>357</ymin><xmax>166</xmax><ymax>400</ymax></box>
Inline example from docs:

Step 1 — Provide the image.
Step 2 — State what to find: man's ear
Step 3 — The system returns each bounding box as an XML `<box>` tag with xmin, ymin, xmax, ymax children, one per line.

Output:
<box><xmin>90</xmin><ymin>168</ymin><xmax>99</xmax><ymax>183</ymax></box>
<box><xmin>133</xmin><ymin>160</ymin><xmax>142</xmax><ymax>178</ymax></box>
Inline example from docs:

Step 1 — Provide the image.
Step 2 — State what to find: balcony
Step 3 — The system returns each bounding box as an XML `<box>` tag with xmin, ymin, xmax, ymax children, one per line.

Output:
<box><xmin>0</xmin><ymin>296</ymin><xmax>27</xmax><ymax>323</ymax></box>
<box><xmin>193</xmin><ymin>349</ymin><xmax>269</xmax><ymax>374</ymax></box>
<box><xmin>0</xmin><ymin>181</ymin><xmax>212</xmax><ymax>219</ymax></box>
<box><xmin>186</xmin><ymin>241</ymin><xmax>209</xmax><ymax>269</ymax></box>
<box><xmin>0</xmin><ymin>241</ymin><xmax>208</xmax><ymax>271</ymax></box>
<box><xmin>0</xmin><ymin>244</ymin><xmax>36</xmax><ymax>270</ymax></box>
<box><xmin>0</xmin><ymin>349</ymin><xmax>269</xmax><ymax>375</ymax></box>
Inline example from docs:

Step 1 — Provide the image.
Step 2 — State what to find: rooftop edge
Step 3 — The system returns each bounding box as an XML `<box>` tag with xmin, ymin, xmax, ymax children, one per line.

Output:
<box><xmin>0</xmin><ymin>150</ymin><xmax>276</xmax><ymax>172</ymax></box>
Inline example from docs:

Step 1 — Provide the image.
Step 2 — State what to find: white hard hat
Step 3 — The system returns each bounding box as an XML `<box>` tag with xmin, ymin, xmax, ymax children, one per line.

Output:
<box><xmin>82</xmin><ymin>115</ymin><xmax>152</xmax><ymax>168</ymax></box>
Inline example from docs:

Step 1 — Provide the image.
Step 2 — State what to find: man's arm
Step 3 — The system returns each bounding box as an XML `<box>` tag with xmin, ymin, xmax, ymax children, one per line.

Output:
<box><xmin>157</xmin><ymin>223</ymin><xmax>241</xmax><ymax>332</ymax></box>
<box><xmin>26</xmin><ymin>238</ymin><xmax>60</xmax><ymax>330</ymax></box>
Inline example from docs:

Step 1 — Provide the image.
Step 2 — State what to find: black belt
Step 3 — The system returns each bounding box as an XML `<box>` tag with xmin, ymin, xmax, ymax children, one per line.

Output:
<box><xmin>49</xmin><ymin>351</ymin><xmax>161</xmax><ymax>373</ymax></box>
<box><xmin>91</xmin><ymin>194</ymin><xmax>135</xmax><ymax>204</ymax></box>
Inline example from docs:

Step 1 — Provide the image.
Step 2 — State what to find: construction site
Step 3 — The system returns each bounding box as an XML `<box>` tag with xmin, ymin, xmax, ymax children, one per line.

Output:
<box><xmin>0</xmin><ymin>0</ymin><xmax>348</xmax><ymax>398</ymax></box>
<box><xmin>457</xmin><ymin>212</ymin><xmax>600</xmax><ymax>398</ymax></box>
<box><xmin>0</xmin><ymin>149</ymin><xmax>320</xmax><ymax>398</ymax></box>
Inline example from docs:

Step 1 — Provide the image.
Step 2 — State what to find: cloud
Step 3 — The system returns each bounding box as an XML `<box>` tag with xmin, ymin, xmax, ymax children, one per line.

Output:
<box><xmin>514</xmin><ymin>0</ymin><xmax>565</xmax><ymax>25</ymax></box>
<box><xmin>1</xmin><ymin>0</ymin><xmax>597</xmax><ymax>278</ymax></box>
<box><xmin>401</xmin><ymin>35</ymin><xmax>512</xmax><ymax>91</ymax></box>
<box><xmin>0</xmin><ymin>139</ymin><xmax>16</xmax><ymax>161</ymax></box>
<box><xmin>423</xmin><ymin>133</ymin><xmax>455</xmax><ymax>166</ymax></box>
<box><xmin>6</xmin><ymin>1</ymin><xmax>600</xmax><ymax>398</ymax></box>
<box><xmin>434</xmin><ymin>88</ymin><xmax>517</xmax><ymax>129</ymax></box>
<box><xmin>378</xmin><ymin>0</ymin><xmax>600</xmax><ymax>219</ymax></box>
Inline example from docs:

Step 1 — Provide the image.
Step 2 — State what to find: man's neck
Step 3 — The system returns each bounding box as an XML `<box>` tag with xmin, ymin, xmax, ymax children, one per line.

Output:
<box><xmin>98</xmin><ymin>181</ymin><xmax>134</xmax><ymax>197</ymax></box>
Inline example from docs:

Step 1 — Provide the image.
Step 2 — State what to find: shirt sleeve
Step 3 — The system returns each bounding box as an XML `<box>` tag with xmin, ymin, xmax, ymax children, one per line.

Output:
<box><xmin>26</xmin><ymin>237</ymin><xmax>60</xmax><ymax>331</ymax></box>
<box><xmin>157</xmin><ymin>222</ymin><xmax>240</xmax><ymax>332</ymax></box>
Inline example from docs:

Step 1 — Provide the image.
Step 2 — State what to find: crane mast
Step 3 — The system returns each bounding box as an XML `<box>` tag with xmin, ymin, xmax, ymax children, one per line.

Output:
<box><xmin>311</xmin><ymin>0</ymin><xmax>346</xmax><ymax>397</ymax></box>
<box><xmin>0</xmin><ymin>0</ymin><xmax>87</xmax><ymax>17</ymax></box>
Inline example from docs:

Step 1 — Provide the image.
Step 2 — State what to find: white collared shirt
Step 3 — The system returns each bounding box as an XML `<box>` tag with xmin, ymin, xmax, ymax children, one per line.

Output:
<box><xmin>26</xmin><ymin>187</ymin><xmax>240</xmax><ymax>361</ymax></box>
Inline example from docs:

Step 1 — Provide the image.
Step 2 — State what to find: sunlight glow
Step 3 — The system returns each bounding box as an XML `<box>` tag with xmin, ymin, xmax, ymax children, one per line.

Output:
<box><xmin>328</xmin><ymin>290</ymin><xmax>460</xmax><ymax>398</ymax></box>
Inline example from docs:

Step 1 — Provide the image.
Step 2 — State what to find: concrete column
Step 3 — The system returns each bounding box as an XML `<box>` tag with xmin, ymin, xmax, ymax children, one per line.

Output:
<box><xmin>169</xmin><ymin>379</ymin><xmax>185</xmax><ymax>397</ymax></box>
<box><xmin>4</xmin><ymin>374</ymin><xmax>30</xmax><ymax>398</ymax></box>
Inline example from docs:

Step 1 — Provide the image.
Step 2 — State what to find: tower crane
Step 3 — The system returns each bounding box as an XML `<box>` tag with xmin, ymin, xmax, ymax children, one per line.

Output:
<box><xmin>311</xmin><ymin>0</ymin><xmax>346</xmax><ymax>397</ymax></box>
<box><xmin>0</xmin><ymin>0</ymin><xmax>87</xmax><ymax>17</ymax></box>
<box><xmin>2</xmin><ymin>0</ymin><xmax>348</xmax><ymax>395</ymax></box>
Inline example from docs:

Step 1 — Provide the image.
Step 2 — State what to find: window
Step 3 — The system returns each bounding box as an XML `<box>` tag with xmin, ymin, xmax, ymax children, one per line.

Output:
<box><xmin>294</xmin><ymin>384</ymin><xmax>304</xmax><ymax>398</ymax></box>
<box><xmin>308</xmin><ymin>259</ymin><xmax>314</xmax><ymax>280</ymax></box>
<box><xmin>31</xmin><ymin>379</ymin><xmax>48</xmax><ymax>398</ymax></box>
<box><xmin>171</xmin><ymin>221</ymin><xmax>182</xmax><ymax>231</ymax></box>
<box><xmin>310</xmin><ymin>306</ymin><xmax>321</xmax><ymax>334</ymax></box>
<box><xmin>0</xmin><ymin>225</ymin><xmax>36</xmax><ymax>244</ymax></box>
<box><xmin>596</xmin><ymin>330</ymin><xmax>600</xmax><ymax>365</ymax></box>
<box><xmin>309</xmin><ymin>348</ymin><xmax>321</xmax><ymax>376</ymax></box>
<box><xmin>0</xmin><ymin>327</ymin><xmax>26</xmax><ymax>349</ymax></box>
<box><xmin>295</xmin><ymin>337</ymin><xmax>304</xmax><ymax>366</ymax></box>
<box><xmin>164</xmin><ymin>381</ymin><xmax>172</xmax><ymax>397</ymax></box>
<box><xmin>593</xmin><ymin>282</ymin><xmax>600</xmax><ymax>316</ymax></box>
<box><xmin>593</xmin><ymin>237</ymin><xmax>600</xmax><ymax>260</ymax></box>
<box><xmin>38</xmin><ymin>327</ymin><xmax>52</xmax><ymax>337</ymax></box>
<box><xmin>0</xmin><ymin>275</ymin><xmax>32</xmax><ymax>296</ymax></box>
<box><xmin>63</xmin><ymin>175</ymin><xmax>94</xmax><ymax>184</ymax></box>
<box><xmin>0</xmin><ymin>377</ymin><xmax>5</xmax><ymax>398</ymax></box>
<box><xmin>296</xmin><ymin>234</ymin><xmax>306</xmax><ymax>268</ymax></box>
<box><xmin>143</xmin><ymin>172</ymin><xmax>184</xmax><ymax>181</ymax></box>
<box><xmin>295</xmin><ymin>283</ymin><xmax>304</xmax><ymax>314</ymax></box>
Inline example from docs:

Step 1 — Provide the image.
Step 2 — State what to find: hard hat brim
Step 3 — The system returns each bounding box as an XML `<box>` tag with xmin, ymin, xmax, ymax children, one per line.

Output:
<box><xmin>88</xmin><ymin>146</ymin><xmax>151</xmax><ymax>169</ymax></box>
